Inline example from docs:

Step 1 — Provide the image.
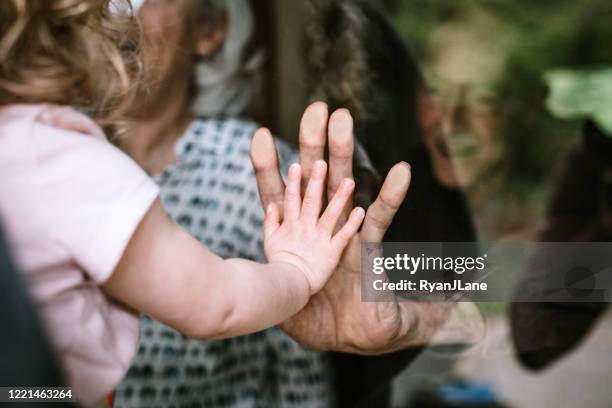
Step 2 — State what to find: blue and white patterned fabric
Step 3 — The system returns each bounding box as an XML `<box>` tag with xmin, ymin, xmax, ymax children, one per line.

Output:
<box><xmin>114</xmin><ymin>118</ymin><xmax>335</xmax><ymax>408</ymax></box>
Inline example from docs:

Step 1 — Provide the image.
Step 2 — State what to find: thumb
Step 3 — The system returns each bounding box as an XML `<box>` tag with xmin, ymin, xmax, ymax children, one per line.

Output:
<box><xmin>250</xmin><ymin>128</ymin><xmax>286</xmax><ymax>214</ymax></box>
<box><xmin>360</xmin><ymin>162</ymin><xmax>411</xmax><ymax>242</ymax></box>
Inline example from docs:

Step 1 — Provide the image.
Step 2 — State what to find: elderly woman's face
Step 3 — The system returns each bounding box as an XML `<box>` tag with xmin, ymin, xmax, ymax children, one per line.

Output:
<box><xmin>136</xmin><ymin>0</ymin><xmax>227</xmax><ymax>104</ymax></box>
<box><xmin>137</xmin><ymin>0</ymin><xmax>195</xmax><ymax>90</ymax></box>
<box><xmin>426</xmin><ymin>20</ymin><xmax>506</xmax><ymax>190</ymax></box>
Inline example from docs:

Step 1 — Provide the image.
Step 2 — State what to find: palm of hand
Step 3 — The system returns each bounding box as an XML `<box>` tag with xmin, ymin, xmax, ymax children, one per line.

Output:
<box><xmin>264</xmin><ymin>225</ymin><xmax>345</xmax><ymax>295</ymax></box>
<box><xmin>280</xmin><ymin>236</ymin><xmax>409</xmax><ymax>354</ymax></box>
<box><xmin>263</xmin><ymin>162</ymin><xmax>364</xmax><ymax>294</ymax></box>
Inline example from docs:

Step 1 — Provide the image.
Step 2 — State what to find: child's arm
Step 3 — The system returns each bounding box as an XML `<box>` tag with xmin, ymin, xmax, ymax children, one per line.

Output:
<box><xmin>103</xmin><ymin>160</ymin><xmax>364</xmax><ymax>339</ymax></box>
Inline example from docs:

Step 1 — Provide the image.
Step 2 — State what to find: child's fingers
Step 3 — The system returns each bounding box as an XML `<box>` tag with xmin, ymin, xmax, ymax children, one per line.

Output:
<box><xmin>332</xmin><ymin>207</ymin><xmax>365</xmax><ymax>250</ymax></box>
<box><xmin>264</xmin><ymin>203</ymin><xmax>280</xmax><ymax>239</ymax></box>
<box><xmin>284</xmin><ymin>163</ymin><xmax>302</xmax><ymax>223</ymax></box>
<box><xmin>301</xmin><ymin>160</ymin><xmax>327</xmax><ymax>223</ymax></box>
<box><xmin>317</xmin><ymin>178</ymin><xmax>355</xmax><ymax>235</ymax></box>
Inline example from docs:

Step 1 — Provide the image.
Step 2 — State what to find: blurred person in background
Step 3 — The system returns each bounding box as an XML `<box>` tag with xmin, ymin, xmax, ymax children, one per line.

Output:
<box><xmin>424</xmin><ymin>10</ymin><xmax>511</xmax><ymax>208</ymax></box>
<box><xmin>115</xmin><ymin>0</ymin><xmax>469</xmax><ymax>407</ymax></box>
<box><xmin>419</xmin><ymin>7</ymin><xmax>528</xmax><ymax>240</ymax></box>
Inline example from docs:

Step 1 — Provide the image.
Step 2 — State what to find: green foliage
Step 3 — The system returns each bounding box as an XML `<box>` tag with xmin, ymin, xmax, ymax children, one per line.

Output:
<box><xmin>545</xmin><ymin>68</ymin><xmax>612</xmax><ymax>137</ymax></box>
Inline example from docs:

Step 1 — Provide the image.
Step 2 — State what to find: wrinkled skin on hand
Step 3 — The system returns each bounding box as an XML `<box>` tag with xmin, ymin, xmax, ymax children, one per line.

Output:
<box><xmin>250</xmin><ymin>102</ymin><xmax>458</xmax><ymax>354</ymax></box>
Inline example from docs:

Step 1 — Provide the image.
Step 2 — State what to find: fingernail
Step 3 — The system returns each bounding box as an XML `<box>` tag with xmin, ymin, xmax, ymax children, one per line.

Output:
<box><xmin>266</xmin><ymin>204</ymin><xmax>274</xmax><ymax>214</ymax></box>
<box><xmin>314</xmin><ymin>160</ymin><xmax>326</xmax><ymax>172</ymax></box>
<box><xmin>332</xmin><ymin>108</ymin><xmax>352</xmax><ymax>122</ymax></box>
<box><xmin>311</xmin><ymin>101</ymin><xmax>328</xmax><ymax>115</ymax></box>
<box><xmin>400</xmin><ymin>161</ymin><xmax>411</xmax><ymax>171</ymax></box>
<box><xmin>303</xmin><ymin>103</ymin><xmax>328</xmax><ymax>134</ymax></box>
<box><xmin>330</xmin><ymin>109</ymin><xmax>353</xmax><ymax>136</ymax></box>
<box><xmin>342</xmin><ymin>178</ymin><xmax>354</xmax><ymax>191</ymax></box>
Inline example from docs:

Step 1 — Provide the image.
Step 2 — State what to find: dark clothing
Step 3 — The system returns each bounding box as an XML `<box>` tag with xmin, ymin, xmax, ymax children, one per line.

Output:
<box><xmin>511</xmin><ymin>121</ymin><xmax>611</xmax><ymax>370</ymax></box>
<box><xmin>0</xmin><ymin>225</ymin><xmax>65</xmax><ymax>403</ymax></box>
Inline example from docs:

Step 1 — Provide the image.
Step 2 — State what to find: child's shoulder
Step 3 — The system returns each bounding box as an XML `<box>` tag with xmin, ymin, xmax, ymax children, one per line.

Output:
<box><xmin>0</xmin><ymin>104</ymin><xmax>46</xmax><ymax>146</ymax></box>
<box><xmin>0</xmin><ymin>104</ymin><xmax>113</xmax><ymax>165</ymax></box>
<box><xmin>0</xmin><ymin>104</ymin><xmax>144</xmax><ymax>190</ymax></box>
<box><xmin>0</xmin><ymin>104</ymin><xmax>106</xmax><ymax>144</ymax></box>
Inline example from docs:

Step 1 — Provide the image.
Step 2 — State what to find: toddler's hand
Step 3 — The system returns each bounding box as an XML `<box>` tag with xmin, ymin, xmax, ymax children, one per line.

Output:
<box><xmin>264</xmin><ymin>160</ymin><xmax>365</xmax><ymax>295</ymax></box>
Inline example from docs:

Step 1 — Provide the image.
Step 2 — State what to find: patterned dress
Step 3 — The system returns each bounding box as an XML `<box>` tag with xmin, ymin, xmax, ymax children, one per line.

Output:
<box><xmin>114</xmin><ymin>118</ymin><xmax>335</xmax><ymax>408</ymax></box>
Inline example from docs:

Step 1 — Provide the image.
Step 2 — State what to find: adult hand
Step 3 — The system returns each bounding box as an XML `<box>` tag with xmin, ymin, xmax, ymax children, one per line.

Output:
<box><xmin>250</xmin><ymin>102</ymin><xmax>456</xmax><ymax>354</ymax></box>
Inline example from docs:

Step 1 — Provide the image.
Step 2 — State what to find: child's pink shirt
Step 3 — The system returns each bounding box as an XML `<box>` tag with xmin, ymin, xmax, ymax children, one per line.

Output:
<box><xmin>0</xmin><ymin>104</ymin><xmax>159</xmax><ymax>405</ymax></box>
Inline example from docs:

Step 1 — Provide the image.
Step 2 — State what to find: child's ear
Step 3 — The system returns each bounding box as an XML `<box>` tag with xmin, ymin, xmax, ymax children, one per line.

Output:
<box><xmin>194</xmin><ymin>15</ymin><xmax>228</xmax><ymax>57</ymax></box>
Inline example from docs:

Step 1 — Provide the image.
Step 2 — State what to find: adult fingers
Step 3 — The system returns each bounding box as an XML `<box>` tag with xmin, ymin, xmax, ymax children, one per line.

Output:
<box><xmin>327</xmin><ymin>109</ymin><xmax>354</xmax><ymax>225</ymax></box>
<box><xmin>250</xmin><ymin>128</ymin><xmax>286</xmax><ymax>213</ymax></box>
<box><xmin>299</xmin><ymin>102</ymin><xmax>328</xmax><ymax>191</ymax></box>
<box><xmin>361</xmin><ymin>162</ymin><xmax>411</xmax><ymax>242</ymax></box>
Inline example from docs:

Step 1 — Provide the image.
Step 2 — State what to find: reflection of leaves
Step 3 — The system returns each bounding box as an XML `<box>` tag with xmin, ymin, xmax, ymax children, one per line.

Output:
<box><xmin>545</xmin><ymin>67</ymin><xmax>612</xmax><ymax>137</ymax></box>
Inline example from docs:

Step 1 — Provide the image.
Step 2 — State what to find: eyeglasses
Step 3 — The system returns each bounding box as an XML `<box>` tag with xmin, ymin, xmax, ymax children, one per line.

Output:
<box><xmin>426</xmin><ymin>72</ymin><xmax>501</xmax><ymax>115</ymax></box>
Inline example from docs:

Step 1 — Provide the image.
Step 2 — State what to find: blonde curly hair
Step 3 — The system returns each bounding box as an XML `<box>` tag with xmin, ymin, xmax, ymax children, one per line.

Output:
<box><xmin>0</xmin><ymin>0</ymin><xmax>141</xmax><ymax>126</ymax></box>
